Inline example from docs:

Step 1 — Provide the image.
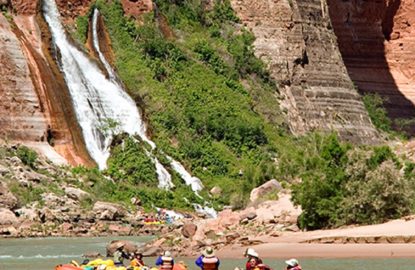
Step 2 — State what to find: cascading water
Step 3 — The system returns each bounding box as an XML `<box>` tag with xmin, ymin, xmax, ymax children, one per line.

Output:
<box><xmin>91</xmin><ymin>9</ymin><xmax>216</xmax><ymax>217</ymax></box>
<box><xmin>43</xmin><ymin>0</ymin><xmax>173</xmax><ymax>188</ymax></box>
<box><xmin>42</xmin><ymin>0</ymin><xmax>216</xmax><ymax>217</ymax></box>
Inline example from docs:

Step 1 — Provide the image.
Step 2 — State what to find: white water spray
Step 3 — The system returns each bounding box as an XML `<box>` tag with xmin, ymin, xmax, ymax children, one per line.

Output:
<box><xmin>43</xmin><ymin>0</ymin><xmax>216</xmax><ymax>217</ymax></box>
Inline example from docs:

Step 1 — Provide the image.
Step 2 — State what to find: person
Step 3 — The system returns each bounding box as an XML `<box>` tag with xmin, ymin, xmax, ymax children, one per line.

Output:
<box><xmin>155</xmin><ymin>250</ymin><xmax>174</xmax><ymax>270</ymax></box>
<box><xmin>247</xmin><ymin>258</ymin><xmax>273</xmax><ymax>270</ymax></box>
<box><xmin>130</xmin><ymin>251</ymin><xmax>146</xmax><ymax>268</ymax></box>
<box><xmin>195</xmin><ymin>246</ymin><xmax>220</xmax><ymax>270</ymax></box>
<box><xmin>113</xmin><ymin>242</ymin><xmax>129</xmax><ymax>267</ymax></box>
<box><xmin>285</xmin><ymin>259</ymin><xmax>302</xmax><ymax>270</ymax></box>
<box><xmin>244</xmin><ymin>248</ymin><xmax>263</xmax><ymax>270</ymax></box>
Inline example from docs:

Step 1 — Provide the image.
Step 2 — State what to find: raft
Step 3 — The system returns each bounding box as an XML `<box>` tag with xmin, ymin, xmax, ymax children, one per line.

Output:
<box><xmin>55</xmin><ymin>265</ymin><xmax>83</xmax><ymax>270</ymax></box>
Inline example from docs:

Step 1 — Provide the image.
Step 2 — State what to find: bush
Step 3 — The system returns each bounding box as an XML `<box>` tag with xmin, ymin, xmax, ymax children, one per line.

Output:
<box><xmin>362</xmin><ymin>94</ymin><xmax>392</xmax><ymax>133</ymax></box>
<box><xmin>16</xmin><ymin>146</ymin><xmax>38</xmax><ymax>168</ymax></box>
<box><xmin>341</xmin><ymin>160</ymin><xmax>413</xmax><ymax>224</ymax></box>
<box><xmin>106</xmin><ymin>136</ymin><xmax>158</xmax><ymax>185</ymax></box>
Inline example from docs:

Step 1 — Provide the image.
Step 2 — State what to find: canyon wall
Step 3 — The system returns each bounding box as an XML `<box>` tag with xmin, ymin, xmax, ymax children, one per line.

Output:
<box><xmin>0</xmin><ymin>0</ymin><xmax>93</xmax><ymax>166</ymax></box>
<box><xmin>0</xmin><ymin>14</ymin><xmax>48</xmax><ymax>142</ymax></box>
<box><xmin>231</xmin><ymin>0</ymin><xmax>380</xmax><ymax>143</ymax></box>
<box><xmin>328</xmin><ymin>0</ymin><xmax>415</xmax><ymax>124</ymax></box>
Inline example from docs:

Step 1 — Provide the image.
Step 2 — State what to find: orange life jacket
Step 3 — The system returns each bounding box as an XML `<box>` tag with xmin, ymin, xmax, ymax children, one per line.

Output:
<box><xmin>201</xmin><ymin>256</ymin><xmax>219</xmax><ymax>270</ymax></box>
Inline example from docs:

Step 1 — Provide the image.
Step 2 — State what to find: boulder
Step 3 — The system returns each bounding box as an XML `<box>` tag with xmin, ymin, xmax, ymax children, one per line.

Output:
<box><xmin>209</xmin><ymin>186</ymin><xmax>222</xmax><ymax>196</ymax></box>
<box><xmin>93</xmin><ymin>201</ymin><xmax>126</xmax><ymax>221</ymax></box>
<box><xmin>15</xmin><ymin>207</ymin><xmax>39</xmax><ymax>221</ymax></box>
<box><xmin>181</xmin><ymin>223</ymin><xmax>197</xmax><ymax>238</ymax></box>
<box><xmin>0</xmin><ymin>164</ymin><xmax>9</xmax><ymax>175</ymax></box>
<box><xmin>140</xmin><ymin>246</ymin><xmax>162</xmax><ymax>257</ymax></box>
<box><xmin>106</xmin><ymin>240</ymin><xmax>138</xmax><ymax>256</ymax></box>
<box><xmin>0</xmin><ymin>182</ymin><xmax>18</xmax><ymax>209</ymax></box>
<box><xmin>0</xmin><ymin>208</ymin><xmax>18</xmax><ymax>225</ymax></box>
<box><xmin>64</xmin><ymin>186</ymin><xmax>90</xmax><ymax>201</ymax></box>
<box><xmin>250</xmin><ymin>179</ymin><xmax>282</xmax><ymax>202</ymax></box>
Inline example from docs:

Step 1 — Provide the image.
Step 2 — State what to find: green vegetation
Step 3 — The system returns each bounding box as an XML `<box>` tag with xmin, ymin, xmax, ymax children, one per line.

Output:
<box><xmin>363</xmin><ymin>93</ymin><xmax>393</xmax><ymax>133</ymax></box>
<box><xmin>60</xmin><ymin>0</ymin><xmax>415</xmax><ymax>227</ymax></box>
<box><xmin>75</xmin><ymin>14</ymin><xmax>90</xmax><ymax>44</ymax></box>
<box><xmin>291</xmin><ymin>135</ymin><xmax>415</xmax><ymax>229</ymax></box>
<box><xmin>90</xmin><ymin>0</ymin><xmax>283</xmax><ymax>209</ymax></box>
<box><xmin>16</xmin><ymin>146</ymin><xmax>38</xmax><ymax>169</ymax></box>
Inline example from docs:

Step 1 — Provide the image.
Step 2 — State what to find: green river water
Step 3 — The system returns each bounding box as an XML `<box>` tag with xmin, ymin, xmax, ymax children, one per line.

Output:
<box><xmin>0</xmin><ymin>237</ymin><xmax>414</xmax><ymax>270</ymax></box>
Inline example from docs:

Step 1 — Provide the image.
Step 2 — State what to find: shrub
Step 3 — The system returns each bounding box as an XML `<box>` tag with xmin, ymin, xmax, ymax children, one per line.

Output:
<box><xmin>341</xmin><ymin>160</ymin><xmax>413</xmax><ymax>224</ymax></box>
<box><xmin>16</xmin><ymin>146</ymin><xmax>38</xmax><ymax>168</ymax></box>
<box><xmin>362</xmin><ymin>93</ymin><xmax>392</xmax><ymax>133</ymax></box>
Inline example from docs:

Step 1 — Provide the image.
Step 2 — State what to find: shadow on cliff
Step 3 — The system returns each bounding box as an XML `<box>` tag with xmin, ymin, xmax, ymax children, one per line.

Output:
<box><xmin>327</xmin><ymin>0</ymin><xmax>415</xmax><ymax>136</ymax></box>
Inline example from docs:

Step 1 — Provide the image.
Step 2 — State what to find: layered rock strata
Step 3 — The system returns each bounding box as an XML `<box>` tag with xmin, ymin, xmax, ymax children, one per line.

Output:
<box><xmin>1</xmin><ymin>0</ymin><xmax>94</xmax><ymax>166</ymax></box>
<box><xmin>231</xmin><ymin>0</ymin><xmax>379</xmax><ymax>143</ymax></box>
<box><xmin>328</xmin><ymin>0</ymin><xmax>415</xmax><ymax>126</ymax></box>
<box><xmin>0</xmin><ymin>14</ymin><xmax>48</xmax><ymax>142</ymax></box>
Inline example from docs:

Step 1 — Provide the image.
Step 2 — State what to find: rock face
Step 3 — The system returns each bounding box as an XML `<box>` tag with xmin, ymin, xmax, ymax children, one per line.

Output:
<box><xmin>121</xmin><ymin>0</ymin><xmax>153</xmax><ymax>19</ymax></box>
<box><xmin>0</xmin><ymin>14</ymin><xmax>48</xmax><ymax>142</ymax></box>
<box><xmin>231</xmin><ymin>0</ymin><xmax>379</xmax><ymax>143</ymax></box>
<box><xmin>328</xmin><ymin>0</ymin><xmax>415</xmax><ymax>129</ymax></box>
<box><xmin>10</xmin><ymin>0</ymin><xmax>38</xmax><ymax>15</ymax></box>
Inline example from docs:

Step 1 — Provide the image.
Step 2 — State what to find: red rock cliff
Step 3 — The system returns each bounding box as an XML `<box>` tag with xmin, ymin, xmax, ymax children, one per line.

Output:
<box><xmin>0</xmin><ymin>0</ymin><xmax>94</xmax><ymax>166</ymax></box>
<box><xmin>231</xmin><ymin>0</ymin><xmax>379</xmax><ymax>143</ymax></box>
<box><xmin>328</xmin><ymin>0</ymin><xmax>415</xmax><ymax>124</ymax></box>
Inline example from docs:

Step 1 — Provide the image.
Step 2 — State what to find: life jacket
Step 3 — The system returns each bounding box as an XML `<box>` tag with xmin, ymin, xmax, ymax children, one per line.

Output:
<box><xmin>160</xmin><ymin>256</ymin><xmax>173</xmax><ymax>270</ymax></box>
<box><xmin>201</xmin><ymin>256</ymin><xmax>219</xmax><ymax>270</ymax></box>
<box><xmin>256</xmin><ymin>264</ymin><xmax>272</xmax><ymax>270</ymax></box>
<box><xmin>130</xmin><ymin>258</ymin><xmax>145</xmax><ymax>267</ymax></box>
<box><xmin>291</xmin><ymin>266</ymin><xmax>301</xmax><ymax>270</ymax></box>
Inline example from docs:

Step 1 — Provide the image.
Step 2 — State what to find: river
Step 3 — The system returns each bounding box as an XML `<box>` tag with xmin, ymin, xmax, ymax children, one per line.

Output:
<box><xmin>1</xmin><ymin>237</ymin><xmax>415</xmax><ymax>270</ymax></box>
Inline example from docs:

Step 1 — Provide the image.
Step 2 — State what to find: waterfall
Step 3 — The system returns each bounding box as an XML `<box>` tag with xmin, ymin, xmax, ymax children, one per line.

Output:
<box><xmin>43</xmin><ymin>0</ymin><xmax>216</xmax><ymax>217</ymax></box>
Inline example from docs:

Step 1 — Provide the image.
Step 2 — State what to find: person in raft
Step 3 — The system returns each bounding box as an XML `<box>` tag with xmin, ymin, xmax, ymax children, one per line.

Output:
<box><xmin>244</xmin><ymin>248</ymin><xmax>263</xmax><ymax>270</ymax></box>
<box><xmin>155</xmin><ymin>250</ymin><xmax>174</xmax><ymax>270</ymax></box>
<box><xmin>130</xmin><ymin>251</ymin><xmax>146</xmax><ymax>268</ymax></box>
<box><xmin>195</xmin><ymin>246</ymin><xmax>220</xmax><ymax>270</ymax></box>
<box><xmin>113</xmin><ymin>242</ymin><xmax>130</xmax><ymax>267</ymax></box>
<box><xmin>285</xmin><ymin>259</ymin><xmax>302</xmax><ymax>270</ymax></box>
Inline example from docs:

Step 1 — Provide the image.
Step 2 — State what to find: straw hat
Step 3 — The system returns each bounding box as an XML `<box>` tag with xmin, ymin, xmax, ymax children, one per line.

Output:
<box><xmin>285</xmin><ymin>259</ymin><xmax>299</xmax><ymax>267</ymax></box>
<box><xmin>202</xmin><ymin>247</ymin><xmax>215</xmax><ymax>258</ymax></box>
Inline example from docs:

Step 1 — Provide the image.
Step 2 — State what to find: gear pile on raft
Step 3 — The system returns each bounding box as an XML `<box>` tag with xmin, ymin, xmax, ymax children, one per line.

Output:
<box><xmin>55</xmin><ymin>245</ymin><xmax>302</xmax><ymax>270</ymax></box>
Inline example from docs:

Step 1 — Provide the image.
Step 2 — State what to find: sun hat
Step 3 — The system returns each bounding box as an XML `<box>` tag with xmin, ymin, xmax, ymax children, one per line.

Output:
<box><xmin>163</xmin><ymin>250</ymin><xmax>172</xmax><ymax>257</ymax></box>
<box><xmin>243</xmin><ymin>248</ymin><xmax>254</xmax><ymax>257</ymax></box>
<box><xmin>285</xmin><ymin>258</ymin><xmax>299</xmax><ymax>267</ymax></box>
<box><xmin>202</xmin><ymin>247</ymin><xmax>215</xmax><ymax>258</ymax></box>
<box><xmin>246</xmin><ymin>248</ymin><xmax>259</xmax><ymax>258</ymax></box>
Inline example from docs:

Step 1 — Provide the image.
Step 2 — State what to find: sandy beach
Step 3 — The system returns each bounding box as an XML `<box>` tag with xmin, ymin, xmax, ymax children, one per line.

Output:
<box><xmin>217</xmin><ymin>218</ymin><xmax>415</xmax><ymax>258</ymax></box>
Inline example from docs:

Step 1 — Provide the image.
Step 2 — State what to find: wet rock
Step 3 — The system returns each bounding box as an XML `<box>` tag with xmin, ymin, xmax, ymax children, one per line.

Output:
<box><xmin>106</xmin><ymin>240</ymin><xmax>138</xmax><ymax>256</ymax></box>
<box><xmin>181</xmin><ymin>223</ymin><xmax>197</xmax><ymax>238</ymax></box>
